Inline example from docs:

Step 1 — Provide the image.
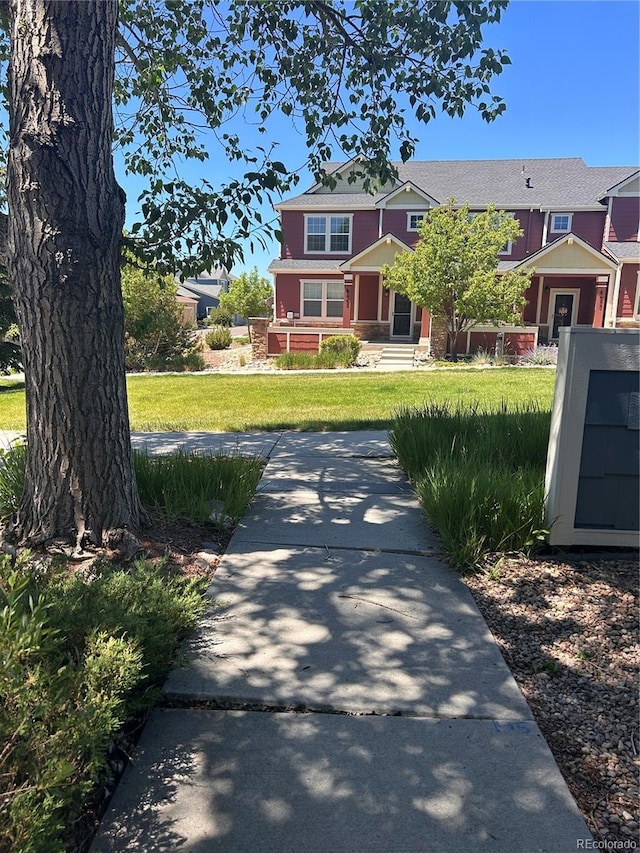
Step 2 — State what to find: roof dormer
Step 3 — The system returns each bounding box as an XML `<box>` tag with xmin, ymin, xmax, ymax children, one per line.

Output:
<box><xmin>377</xmin><ymin>181</ymin><xmax>439</xmax><ymax>209</ymax></box>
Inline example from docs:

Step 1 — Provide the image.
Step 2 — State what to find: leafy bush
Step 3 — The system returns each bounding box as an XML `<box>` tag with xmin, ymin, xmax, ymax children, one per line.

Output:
<box><xmin>391</xmin><ymin>400</ymin><xmax>550</xmax><ymax>569</ymax></box>
<box><xmin>319</xmin><ymin>335</ymin><xmax>361</xmax><ymax>366</ymax></box>
<box><xmin>0</xmin><ymin>555</ymin><xmax>206</xmax><ymax>851</ymax></box>
<box><xmin>206</xmin><ymin>306</ymin><xmax>234</xmax><ymax>327</ymax></box>
<box><xmin>205</xmin><ymin>325</ymin><xmax>232</xmax><ymax>350</ymax></box>
<box><xmin>520</xmin><ymin>344</ymin><xmax>558</xmax><ymax>366</ymax></box>
<box><xmin>274</xmin><ymin>351</ymin><xmax>340</xmax><ymax>370</ymax></box>
<box><xmin>121</xmin><ymin>263</ymin><xmax>204</xmax><ymax>371</ymax></box>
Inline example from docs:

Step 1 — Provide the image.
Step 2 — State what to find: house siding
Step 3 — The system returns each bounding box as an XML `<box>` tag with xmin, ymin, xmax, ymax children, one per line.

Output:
<box><xmin>617</xmin><ymin>264</ymin><xmax>639</xmax><ymax>318</ymax></box>
<box><xmin>568</xmin><ymin>211</ymin><xmax>608</xmax><ymax>250</ymax></box>
<box><xmin>608</xmin><ymin>197</ymin><xmax>640</xmax><ymax>242</ymax></box>
<box><xmin>539</xmin><ymin>275</ymin><xmax>597</xmax><ymax>329</ymax></box>
<box><xmin>280</xmin><ymin>209</ymin><xmax>379</xmax><ymax>259</ymax></box>
<box><xmin>357</xmin><ymin>274</ymin><xmax>380</xmax><ymax>321</ymax></box>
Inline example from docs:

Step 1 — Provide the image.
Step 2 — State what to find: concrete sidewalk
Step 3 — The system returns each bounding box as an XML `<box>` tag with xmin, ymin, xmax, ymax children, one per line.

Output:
<box><xmin>91</xmin><ymin>431</ymin><xmax>591</xmax><ymax>852</ymax></box>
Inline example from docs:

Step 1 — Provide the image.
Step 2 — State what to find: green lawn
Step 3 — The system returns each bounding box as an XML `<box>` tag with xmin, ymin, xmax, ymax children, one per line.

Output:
<box><xmin>0</xmin><ymin>368</ymin><xmax>556</xmax><ymax>432</ymax></box>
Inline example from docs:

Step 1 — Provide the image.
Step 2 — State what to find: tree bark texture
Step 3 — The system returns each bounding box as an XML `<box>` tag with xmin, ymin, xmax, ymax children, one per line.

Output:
<box><xmin>7</xmin><ymin>0</ymin><xmax>146</xmax><ymax>545</ymax></box>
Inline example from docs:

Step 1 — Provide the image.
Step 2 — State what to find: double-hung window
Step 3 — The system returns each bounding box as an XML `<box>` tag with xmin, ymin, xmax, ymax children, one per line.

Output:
<box><xmin>301</xmin><ymin>280</ymin><xmax>344</xmax><ymax>319</ymax></box>
<box><xmin>407</xmin><ymin>212</ymin><xmax>427</xmax><ymax>231</ymax></box>
<box><xmin>305</xmin><ymin>215</ymin><xmax>352</xmax><ymax>253</ymax></box>
<box><xmin>551</xmin><ymin>213</ymin><xmax>572</xmax><ymax>233</ymax></box>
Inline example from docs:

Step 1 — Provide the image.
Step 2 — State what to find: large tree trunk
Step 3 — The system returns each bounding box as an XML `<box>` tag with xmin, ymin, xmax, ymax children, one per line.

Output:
<box><xmin>6</xmin><ymin>0</ymin><xmax>146</xmax><ymax>546</ymax></box>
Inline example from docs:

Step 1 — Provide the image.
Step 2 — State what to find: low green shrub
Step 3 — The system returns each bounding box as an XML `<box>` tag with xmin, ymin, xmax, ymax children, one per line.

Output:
<box><xmin>274</xmin><ymin>351</ymin><xmax>340</xmax><ymax>370</ymax></box>
<box><xmin>206</xmin><ymin>306</ymin><xmax>234</xmax><ymax>327</ymax></box>
<box><xmin>0</xmin><ymin>555</ymin><xmax>206</xmax><ymax>852</ymax></box>
<box><xmin>319</xmin><ymin>335</ymin><xmax>361</xmax><ymax>366</ymax></box>
<box><xmin>205</xmin><ymin>326</ymin><xmax>233</xmax><ymax>350</ymax></box>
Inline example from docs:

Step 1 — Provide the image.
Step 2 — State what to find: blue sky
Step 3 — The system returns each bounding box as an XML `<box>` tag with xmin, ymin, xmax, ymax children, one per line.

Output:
<box><xmin>117</xmin><ymin>0</ymin><xmax>640</xmax><ymax>279</ymax></box>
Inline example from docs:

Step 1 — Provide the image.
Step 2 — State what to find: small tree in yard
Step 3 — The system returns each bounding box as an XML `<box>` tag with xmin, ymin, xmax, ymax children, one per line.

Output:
<box><xmin>220</xmin><ymin>268</ymin><xmax>272</xmax><ymax>342</ymax></box>
<box><xmin>383</xmin><ymin>201</ymin><xmax>532</xmax><ymax>360</ymax></box>
<box><xmin>121</xmin><ymin>264</ymin><xmax>204</xmax><ymax>372</ymax></box>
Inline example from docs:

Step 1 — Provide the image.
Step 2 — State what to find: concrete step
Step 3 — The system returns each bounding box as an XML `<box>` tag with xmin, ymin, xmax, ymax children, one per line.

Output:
<box><xmin>376</xmin><ymin>346</ymin><xmax>416</xmax><ymax>369</ymax></box>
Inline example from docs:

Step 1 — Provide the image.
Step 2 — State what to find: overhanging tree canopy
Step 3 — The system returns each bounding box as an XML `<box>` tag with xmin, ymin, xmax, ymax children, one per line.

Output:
<box><xmin>382</xmin><ymin>200</ymin><xmax>532</xmax><ymax>359</ymax></box>
<box><xmin>0</xmin><ymin>0</ymin><xmax>513</xmax><ymax>546</ymax></box>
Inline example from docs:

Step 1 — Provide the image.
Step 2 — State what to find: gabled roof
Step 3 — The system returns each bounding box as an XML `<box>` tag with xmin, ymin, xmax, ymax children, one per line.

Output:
<box><xmin>277</xmin><ymin>158</ymin><xmax>637</xmax><ymax>211</ymax></box>
<box><xmin>376</xmin><ymin>182</ymin><xmax>439</xmax><ymax>208</ymax></box>
<box><xmin>339</xmin><ymin>233</ymin><xmax>413</xmax><ymax>272</ymax></box>
<box><xmin>604</xmin><ymin>241</ymin><xmax>640</xmax><ymax>262</ymax></box>
<box><xmin>600</xmin><ymin>170</ymin><xmax>640</xmax><ymax>198</ymax></box>
<box><xmin>513</xmin><ymin>233</ymin><xmax>618</xmax><ymax>271</ymax></box>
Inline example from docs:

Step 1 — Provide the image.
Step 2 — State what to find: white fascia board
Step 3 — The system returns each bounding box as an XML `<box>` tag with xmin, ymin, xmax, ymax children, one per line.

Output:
<box><xmin>274</xmin><ymin>202</ymin><xmax>376</xmax><ymax>211</ymax></box>
<box><xmin>598</xmin><ymin>169</ymin><xmax>640</xmax><ymax>198</ymax></box>
<box><xmin>376</xmin><ymin>182</ymin><xmax>439</xmax><ymax>208</ymax></box>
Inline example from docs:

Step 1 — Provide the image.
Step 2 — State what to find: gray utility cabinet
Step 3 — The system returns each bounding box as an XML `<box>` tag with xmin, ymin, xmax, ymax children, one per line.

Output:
<box><xmin>545</xmin><ymin>328</ymin><xmax>639</xmax><ymax>547</ymax></box>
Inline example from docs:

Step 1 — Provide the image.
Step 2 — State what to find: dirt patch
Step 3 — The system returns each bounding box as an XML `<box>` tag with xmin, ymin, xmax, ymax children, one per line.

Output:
<box><xmin>465</xmin><ymin>556</ymin><xmax>639</xmax><ymax>847</ymax></box>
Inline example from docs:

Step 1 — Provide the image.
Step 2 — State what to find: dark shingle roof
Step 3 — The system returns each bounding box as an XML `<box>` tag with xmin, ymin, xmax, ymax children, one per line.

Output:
<box><xmin>278</xmin><ymin>158</ymin><xmax>637</xmax><ymax>210</ymax></box>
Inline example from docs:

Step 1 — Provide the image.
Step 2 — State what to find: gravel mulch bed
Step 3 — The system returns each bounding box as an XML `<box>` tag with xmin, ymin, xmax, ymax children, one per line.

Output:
<box><xmin>464</xmin><ymin>556</ymin><xmax>639</xmax><ymax>847</ymax></box>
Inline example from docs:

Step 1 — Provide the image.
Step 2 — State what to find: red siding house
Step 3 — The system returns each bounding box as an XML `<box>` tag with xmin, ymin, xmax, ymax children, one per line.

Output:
<box><xmin>268</xmin><ymin>158</ymin><xmax>640</xmax><ymax>357</ymax></box>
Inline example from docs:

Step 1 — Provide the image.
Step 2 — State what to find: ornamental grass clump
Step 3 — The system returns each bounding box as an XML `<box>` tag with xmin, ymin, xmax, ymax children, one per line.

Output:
<box><xmin>274</xmin><ymin>351</ymin><xmax>340</xmax><ymax>370</ymax></box>
<box><xmin>520</xmin><ymin>344</ymin><xmax>558</xmax><ymax>366</ymax></box>
<box><xmin>390</xmin><ymin>400</ymin><xmax>550</xmax><ymax>570</ymax></box>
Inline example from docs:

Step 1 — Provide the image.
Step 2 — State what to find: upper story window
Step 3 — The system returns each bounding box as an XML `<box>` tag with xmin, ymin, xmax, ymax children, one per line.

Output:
<box><xmin>407</xmin><ymin>212</ymin><xmax>427</xmax><ymax>231</ymax></box>
<box><xmin>498</xmin><ymin>240</ymin><xmax>513</xmax><ymax>256</ymax></box>
<box><xmin>551</xmin><ymin>213</ymin><xmax>573</xmax><ymax>233</ymax></box>
<box><xmin>304</xmin><ymin>214</ymin><xmax>352</xmax><ymax>253</ymax></box>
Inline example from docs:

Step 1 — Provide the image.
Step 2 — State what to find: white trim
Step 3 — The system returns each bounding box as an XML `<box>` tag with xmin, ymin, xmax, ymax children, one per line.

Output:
<box><xmin>605</xmin><ymin>268</ymin><xmax>621</xmax><ymax>327</ymax></box>
<box><xmin>547</xmin><ymin>289</ymin><xmax>580</xmax><ymax>339</ymax></box>
<box><xmin>536</xmin><ymin>276</ymin><xmax>544</xmax><ymax>324</ymax></box>
<box><xmin>635</xmin><ymin>270</ymin><xmax>640</xmax><ymax>320</ymax></box>
<box><xmin>498</xmin><ymin>240</ymin><xmax>513</xmax><ymax>256</ymax></box>
<box><xmin>599</xmin><ymin>169</ymin><xmax>640</xmax><ymax>198</ymax></box>
<box><xmin>354</xmin><ymin>274</ymin><xmax>360</xmax><ymax>321</ymax></box>
<box><xmin>340</xmin><ymin>232</ymin><xmax>413</xmax><ymax>271</ymax></box>
<box><xmin>406</xmin><ymin>211</ymin><xmax>428</xmax><ymax>231</ymax></box>
<box><xmin>376</xmin><ymin>181</ymin><xmax>438</xmax><ymax>208</ymax></box>
<box><xmin>377</xmin><ymin>280</ymin><xmax>384</xmax><ymax>322</ymax></box>
<box><xmin>389</xmin><ymin>291</ymin><xmax>414</xmax><ymax>339</ymax></box>
<box><xmin>550</xmin><ymin>213</ymin><xmax>573</xmax><ymax>233</ymax></box>
<box><xmin>542</xmin><ymin>210</ymin><xmax>550</xmax><ymax>246</ymax></box>
<box><xmin>515</xmin><ymin>232</ymin><xmax>618</xmax><ymax>271</ymax></box>
<box><xmin>304</xmin><ymin>213</ymin><xmax>353</xmax><ymax>254</ymax></box>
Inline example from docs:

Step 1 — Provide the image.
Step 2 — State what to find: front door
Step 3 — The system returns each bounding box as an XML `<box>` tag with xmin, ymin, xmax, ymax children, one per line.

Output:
<box><xmin>550</xmin><ymin>292</ymin><xmax>576</xmax><ymax>339</ymax></box>
<box><xmin>391</xmin><ymin>292</ymin><xmax>412</xmax><ymax>338</ymax></box>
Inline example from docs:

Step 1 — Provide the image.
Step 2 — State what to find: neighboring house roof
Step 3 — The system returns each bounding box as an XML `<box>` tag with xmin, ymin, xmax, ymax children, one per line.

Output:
<box><xmin>175</xmin><ymin>285</ymin><xmax>199</xmax><ymax>302</ymax></box>
<box><xmin>604</xmin><ymin>241</ymin><xmax>640</xmax><ymax>262</ymax></box>
<box><xmin>277</xmin><ymin>158</ymin><xmax>637</xmax><ymax>211</ymax></box>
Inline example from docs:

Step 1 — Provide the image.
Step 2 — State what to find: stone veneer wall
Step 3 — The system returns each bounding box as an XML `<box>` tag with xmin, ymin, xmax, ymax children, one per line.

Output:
<box><xmin>352</xmin><ymin>321</ymin><xmax>390</xmax><ymax>341</ymax></box>
<box><xmin>429</xmin><ymin>319</ymin><xmax>448</xmax><ymax>359</ymax></box>
<box><xmin>250</xmin><ymin>318</ymin><xmax>269</xmax><ymax>360</ymax></box>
